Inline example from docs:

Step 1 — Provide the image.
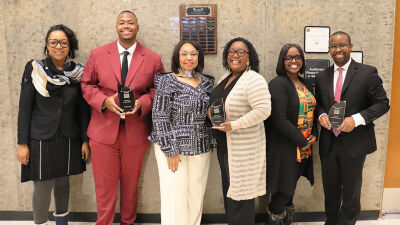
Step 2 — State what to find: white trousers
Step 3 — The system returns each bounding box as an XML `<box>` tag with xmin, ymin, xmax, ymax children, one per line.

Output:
<box><xmin>154</xmin><ymin>144</ymin><xmax>211</xmax><ymax>225</ymax></box>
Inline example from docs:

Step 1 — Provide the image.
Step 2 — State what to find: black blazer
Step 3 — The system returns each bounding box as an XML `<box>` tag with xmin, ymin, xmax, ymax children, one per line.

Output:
<box><xmin>265</xmin><ymin>75</ymin><xmax>317</xmax><ymax>195</ymax></box>
<box><xmin>315</xmin><ymin>60</ymin><xmax>389</xmax><ymax>158</ymax></box>
<box><xmin>17</xmin><ymin>60</ymin><xmax>90</xmax><ymax>144</ymax></box>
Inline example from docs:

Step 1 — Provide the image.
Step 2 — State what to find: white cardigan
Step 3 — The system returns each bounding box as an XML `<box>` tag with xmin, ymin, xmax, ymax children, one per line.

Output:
<box><xmin>219</xmin><ymin>70</ymin><xmax>271</xmax><ymax>200</ymax></box>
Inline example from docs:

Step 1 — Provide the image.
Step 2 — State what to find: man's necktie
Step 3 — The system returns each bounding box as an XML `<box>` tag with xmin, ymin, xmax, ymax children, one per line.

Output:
<box><xmin>121</xmin><ymin>51</ymin><xmax>129</xmax><ymax>85</ymax></box>
<box><xmin>333</xmin><ymin>67</ymin><xmax>344</xmax><ymax>137</ymax></box>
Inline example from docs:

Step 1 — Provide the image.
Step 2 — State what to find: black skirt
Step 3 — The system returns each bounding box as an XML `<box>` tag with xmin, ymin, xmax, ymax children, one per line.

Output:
<box><xmin>21</xmin><ymin>129</ymin><xmax>85</xmax><ymax>182</ymax></box>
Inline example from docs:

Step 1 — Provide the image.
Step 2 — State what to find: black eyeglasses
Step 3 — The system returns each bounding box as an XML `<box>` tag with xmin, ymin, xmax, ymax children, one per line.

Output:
<box><xmin>228</xmin><ymin>49</ymin><xmax>249</xmax><ymax>57</ymax></box>
<box><xmin>329</xmin><ymin>43</ymin><xmax>351</xmax><ymax>50</ymax></box>
<box><xmin>47</xmin><ymin>39</ymin><xmax>69</xmax><ymax>48</ymax></box>
<box><xmin>284</xmin><ymin>54</ymin><xmax>302</xmax><ymax>62</ymax></box>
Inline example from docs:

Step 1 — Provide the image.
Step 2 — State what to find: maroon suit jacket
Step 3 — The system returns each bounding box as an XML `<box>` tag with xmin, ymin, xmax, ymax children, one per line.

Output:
<box><xmin>81</xmin><ymin>40</ymin><xmax>164</xmax><ymax>146</ymax></box>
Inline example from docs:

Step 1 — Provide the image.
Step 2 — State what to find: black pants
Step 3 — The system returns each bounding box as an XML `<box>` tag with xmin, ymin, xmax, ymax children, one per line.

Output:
<box><xmin>321</xmin><ymin>139</ymin><xmax>366</xmax><ymax>225</ymax></box>
<box><xmin>268</xmin><ymin>192</ymin><xmax>293</xmax><ymax>214</ymax></box>
<box><xmin>217</xmin><ymin>140</ymin><xmax>255</xmax><ymax>225</ymax></box>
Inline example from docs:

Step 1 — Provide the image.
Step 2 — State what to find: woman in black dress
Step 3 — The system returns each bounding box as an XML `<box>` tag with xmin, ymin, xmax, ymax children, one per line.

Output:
<box><xmin>265</xmin><ymin>44</ymin><xmax>318</xmax><ymax>225</ymax></box>
<box><xmin>16</xmin><ymin>24</ymin><xmax>90</xmax><ymax>225</ymax></box>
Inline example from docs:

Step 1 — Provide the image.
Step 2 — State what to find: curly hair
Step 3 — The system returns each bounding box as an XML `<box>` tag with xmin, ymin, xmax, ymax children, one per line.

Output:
<box><xmin>43</xmin><ymin>24</ymin><xmax>78</xmax><ymax>59</ymax></box>
<box><xmin>222</xmin><ymin>37</ymin><xmax>259</xmax><ymax>73</ymax></box>
<box><xmin>171</xmin><ymin>40</ymin><xmax>204</xmax><ymax>74</ymax></box>
<box><xmin>276</xmin><ymin>43</ymin><xmax>305</xmax><ymax>76</ymax></box>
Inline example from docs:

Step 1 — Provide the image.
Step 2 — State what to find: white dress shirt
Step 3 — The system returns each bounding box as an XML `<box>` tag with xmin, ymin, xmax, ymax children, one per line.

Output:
<box><xmin>116</xmin><ymin>40</ymin><xmax>137</xmax><ymax>119</ymax></box>
<box><xmin>320</xmin><ymin>58</ymin><xmax>366</xmax><ymax>127</ymax></box>
<box><xmin>117</xmin><ymin>40</ymin><xmax>136</xmax><ymax>69</ymax></box>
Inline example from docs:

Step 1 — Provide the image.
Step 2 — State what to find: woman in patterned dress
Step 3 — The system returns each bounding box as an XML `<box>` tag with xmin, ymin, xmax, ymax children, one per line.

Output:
<box><xmin>264</xmin><ymin>44</ymin><xmax>318</xmax><ymax>225</ymax></box>
<box><xmin>150</xmin><ymin>40</ymin><xmax>214</xmax><ymax>225</ymax></box>
<box><xmin>16</xmin><ymin>24</ymin><xmax>90</xmax><ymax>225</ymax></box>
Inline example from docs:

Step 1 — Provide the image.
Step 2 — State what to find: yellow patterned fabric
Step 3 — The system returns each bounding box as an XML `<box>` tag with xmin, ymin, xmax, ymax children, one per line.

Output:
<box><xmin>295</xmin><ymin>84</ymin><xmax>316</xmax><ymax>162</ymax></box>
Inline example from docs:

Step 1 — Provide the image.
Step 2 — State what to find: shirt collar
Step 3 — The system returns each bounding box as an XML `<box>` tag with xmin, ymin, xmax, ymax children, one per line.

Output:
<box><xmin>117</xmin><ymin>40</ymin><xmax>136</xmax><ymax>56</ymax></box>
<box><xmin>334</xmin><ymin>58</ymin><xmax>352</xmax><ymax>72</ymax></box>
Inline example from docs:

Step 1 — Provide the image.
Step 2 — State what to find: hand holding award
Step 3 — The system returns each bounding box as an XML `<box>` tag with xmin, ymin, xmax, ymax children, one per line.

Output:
<box><xmin>210</xmin><ymin>98</ymin><xmax>226</xmax><ymax>127</ymax></box>
<box><xmin>328</xmin><ymin>101</ymin><xmax>346</xmax><ymax>129</ymax></box>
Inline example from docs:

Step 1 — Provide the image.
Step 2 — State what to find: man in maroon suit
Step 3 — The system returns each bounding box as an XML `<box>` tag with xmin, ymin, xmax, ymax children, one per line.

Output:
<box><xmin>81</xmin><ymin>10</ymin><xmax>164</xmax><ymax>225</ymax></box>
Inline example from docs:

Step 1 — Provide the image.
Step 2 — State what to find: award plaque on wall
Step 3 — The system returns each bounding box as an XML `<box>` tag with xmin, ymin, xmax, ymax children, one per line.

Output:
<box><xmin>350</xmin><ymin>51</ymin><xmax>363</xmax><ymax>64</ymax></box>
<box><xmin>180</xmin><ymin>4</ymin><xmax>217</xmax><ymax>54</ymax></box>
<box><xmin>304</xmin><ymin>26</ymin><xmax>330</xmax><ymax>53</ymax></box>
<box><xmin>304</xmin><ymin>59</ymin><xmax>330</xmax><ymax>87</ymax></box>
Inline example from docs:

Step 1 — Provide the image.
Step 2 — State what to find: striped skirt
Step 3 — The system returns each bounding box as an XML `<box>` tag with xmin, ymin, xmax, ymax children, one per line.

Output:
<box><xmin>21</xmin><ymin>129</ymin><xmax>85</xmax><ymax>182</ymax></box>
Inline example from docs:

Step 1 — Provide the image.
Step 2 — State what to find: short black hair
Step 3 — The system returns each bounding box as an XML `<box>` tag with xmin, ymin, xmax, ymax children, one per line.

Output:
<box><xmin>118</xmin><ymin>10</ymin><xmax>138</xmax><ymax>21</ymax></box>
<box><xmin>330</xmin><ymin>31</ymin><xmax>352</xmax><ymax>44</ymax></box>
<box><xmin>222</xmin><ymin>37</ymin><xmax>259</xmax><ymax>73</ymax></box>
<box><xmin>276</xmin><ymin>44</ymin><xmax>305</xmax><ymax>76</ymax></box>
<box><xmin>171</xmin><ymin>40</ymin><xmax>204</xmax><ymax>74</ymax></box>
<box><xmin>43</xmin><ymin>24</ymin><xmax>78</xmax><ymax>59</ymax></box>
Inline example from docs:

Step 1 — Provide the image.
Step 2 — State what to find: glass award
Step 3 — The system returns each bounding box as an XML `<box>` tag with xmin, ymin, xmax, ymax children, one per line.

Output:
<box><xmin>210</xmin><ymin>98</ymin><xmax>225</xmax><ymax>126</ymax></box>
<box><xmin>328</xmin><ymin>101</ymin><xmax>346</xmax><ymax>129</ymax></box>
<box><xmin>118</xmin><ymin>85</ymin><xmax>135</xmax><ymax>113</ymax></box>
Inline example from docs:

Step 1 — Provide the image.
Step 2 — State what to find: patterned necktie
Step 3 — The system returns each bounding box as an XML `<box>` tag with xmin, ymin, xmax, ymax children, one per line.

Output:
<box><xmin>333</xmin><ymin>67</ymin><xmax>344</xmax><ymax>137</ymax></box>
<box><xmin>121</xmin><ymin>51</ymin><xmax>129</xmax><ymax>85</ymax></box>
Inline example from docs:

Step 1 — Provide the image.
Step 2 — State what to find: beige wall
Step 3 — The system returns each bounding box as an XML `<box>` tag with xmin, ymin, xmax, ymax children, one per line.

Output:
<box><xmin>0</xmin><ymin>0</ymin><xmax>395</xmax><ymax>214</ymax></box>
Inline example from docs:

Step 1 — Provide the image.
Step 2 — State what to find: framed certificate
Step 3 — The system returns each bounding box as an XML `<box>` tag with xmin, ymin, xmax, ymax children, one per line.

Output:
<box><xmin>351</xmin><ymin>51</ymin><xmax>363</xmax><ymax>64</ymax></box>
<box><xmin>304</xmin><ymin>26</ymin><xmax>330</xmax><ymax>53</ymax></box>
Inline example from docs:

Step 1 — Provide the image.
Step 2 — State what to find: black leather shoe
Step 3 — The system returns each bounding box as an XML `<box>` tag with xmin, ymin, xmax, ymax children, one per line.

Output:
<box><xmin>265</xmin><ymin>207</ymin><xmax>286</xmax><ymax>225</ymax></box>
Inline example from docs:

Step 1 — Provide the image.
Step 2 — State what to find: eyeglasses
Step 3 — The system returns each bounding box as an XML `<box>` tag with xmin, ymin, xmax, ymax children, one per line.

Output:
<box><xmin>47</xmin><ymin>39</ymin><xmax>69</xmax><ymax>48</ymax></box>
<box><xmin>180</xmin><ymin>50</ymin><xmax>199</xmax><ymax>58</ymax></box>
<box><xmin>284</xmin><ymin>54</ymin><xmax>302</xmax><ymax>62</ymax></box>
<box><xmin>228</xmin><ymin>49</ymin><xmax>249</xmax><ymax>57</ymax></box>
<box><xmin>329</xmin><ymin>43</ymin><xmax>351</xmax><ymax>50</ymax></box>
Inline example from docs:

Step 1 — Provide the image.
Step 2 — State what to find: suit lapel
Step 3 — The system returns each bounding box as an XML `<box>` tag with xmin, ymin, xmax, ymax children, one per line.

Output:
<box><xmin>125</xmin><ymin>42</ymin><xmax>144</xmax><ymax>87</ymax></box>
<box><xmin>106</xmin><ymin>41</ymin><xmax>122</xmax><ymax>85</ymax></box>
<box><xmin>327</xmin><ymin>66</ymin><xmax>335</xmax><ymax>106</ymax></box>
<box><xmin>341</xmin><ymin>60</ymin><xmax>357</xmax><ymax>96</ymax></box>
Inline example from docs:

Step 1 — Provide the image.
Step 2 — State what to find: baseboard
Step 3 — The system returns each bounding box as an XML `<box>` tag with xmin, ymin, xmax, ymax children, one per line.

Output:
<box><xmin>0</xmin><ymin>210</ymin><xmax>379</xmax><ymax>223</ymax></box>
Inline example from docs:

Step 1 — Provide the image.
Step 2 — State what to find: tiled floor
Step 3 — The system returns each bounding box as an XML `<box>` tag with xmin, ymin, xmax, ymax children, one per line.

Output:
<box><xmin>0</xmin><ymin>220</ymin><xmax>400</xmax><ymax>225</ymax></box>
<box><xmin>1</xmin><ymin>214</ymin><xmax>400</xmax><ymax>225</ymax></box>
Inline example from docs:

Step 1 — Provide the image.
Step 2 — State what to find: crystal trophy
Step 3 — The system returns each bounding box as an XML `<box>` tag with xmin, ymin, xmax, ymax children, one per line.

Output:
<box><xmin>328</xmin><ymin>101</ymin><xmax>346</xmax><ymax>129</ymax></box>
<box><xmin>210</xmin><ymin>98</ymin><xmax>226</xmax><ymax>126</ymax></box>
<box><xmin>118</xmin><ymin>85</ymin><xmax>135</xmax><ymax>113</ymax></box>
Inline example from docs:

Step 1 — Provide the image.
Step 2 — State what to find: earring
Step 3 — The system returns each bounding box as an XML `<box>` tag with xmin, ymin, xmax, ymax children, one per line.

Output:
<box><xmin>45</xmin><ymin>49</ymin><xmax>50</xmax><ymax>58</ymax></box>
<box><xmin>64</xmin><ymin>51</ymin><xmax>72</xmax><ymax>67</ymax></box>
<box><xmin>246</xmin><ymin>61</ymin><xmax>250</xmax><ymax>72</ymax></box>
<box><xmin>178</xmin><ymin>67</ymin><xmax>184</xmax><ymax>75</ymax></box>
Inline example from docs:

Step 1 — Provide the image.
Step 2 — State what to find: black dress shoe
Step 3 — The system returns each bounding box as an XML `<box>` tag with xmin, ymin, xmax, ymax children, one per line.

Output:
<box><xmin>265</xmin><ymin>207</ymin><xmax>286</xmax><ymax>225</ymax></box>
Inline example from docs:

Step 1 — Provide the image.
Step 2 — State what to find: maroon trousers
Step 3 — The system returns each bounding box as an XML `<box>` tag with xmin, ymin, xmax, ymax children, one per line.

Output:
<box><xmin>90</xmin><ymin>123</ymin><xmax>148</xmax><ymax>225</ymax></box>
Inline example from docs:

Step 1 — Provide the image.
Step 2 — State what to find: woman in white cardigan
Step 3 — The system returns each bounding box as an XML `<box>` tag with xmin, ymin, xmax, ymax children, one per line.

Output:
<box><xmin>209</xmin><ymin>37</ymin><xmax>271</xmax><ymax>225</ymax></box>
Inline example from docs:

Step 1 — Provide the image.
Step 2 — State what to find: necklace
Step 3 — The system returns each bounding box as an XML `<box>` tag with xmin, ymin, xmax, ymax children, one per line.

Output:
<box><xmin>177</xmin><ymin>69</ymin><xmax>199</xmax><ymax>78</ymax></box>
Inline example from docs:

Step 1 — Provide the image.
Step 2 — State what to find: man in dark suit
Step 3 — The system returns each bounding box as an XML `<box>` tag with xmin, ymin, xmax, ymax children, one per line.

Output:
<box><xmin>315</xmin><ymin>31</ymin><xmax>389</xmax><ymax>225</ymax></box>
<box><xmin>81</xmin><ymin>11</ymin><xmax>164</xmax><ymax>225</ymax></box>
